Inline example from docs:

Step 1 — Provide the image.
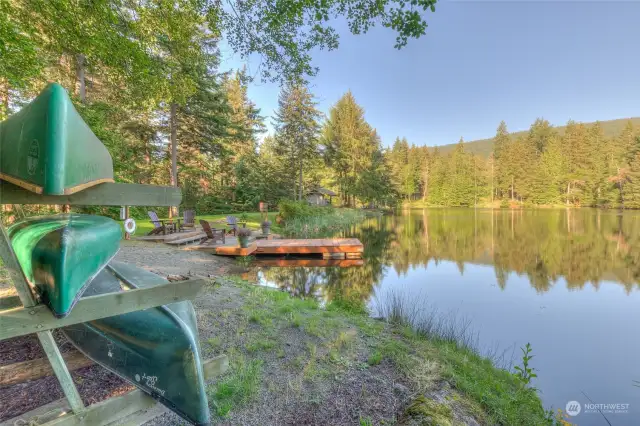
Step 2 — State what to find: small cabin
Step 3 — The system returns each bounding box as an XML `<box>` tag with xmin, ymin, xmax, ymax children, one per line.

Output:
<box><xmin>306</xmin><ymin>187</ymin><xmax>337</xmax><ymax>206</ymax></box>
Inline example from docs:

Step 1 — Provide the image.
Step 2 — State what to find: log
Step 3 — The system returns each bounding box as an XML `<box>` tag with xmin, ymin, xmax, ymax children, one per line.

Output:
<box><xmin>0</xmin><ymin>350</ymin><xmax>93</xmax><ymax>386</ymax></box>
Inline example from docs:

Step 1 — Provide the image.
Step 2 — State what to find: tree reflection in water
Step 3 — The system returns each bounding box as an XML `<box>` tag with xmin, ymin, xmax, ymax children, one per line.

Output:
<box><xmin>257</xmin><ymin>209</ymin><xmax>640</xmax><ymax>301</ymax></box>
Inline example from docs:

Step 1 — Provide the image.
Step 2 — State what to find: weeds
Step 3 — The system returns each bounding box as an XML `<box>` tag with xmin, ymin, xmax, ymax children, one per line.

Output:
<box><xmin>513</xmin><ymin>342</ymin><xmax>538</xmax><ymax>389</ymax></box>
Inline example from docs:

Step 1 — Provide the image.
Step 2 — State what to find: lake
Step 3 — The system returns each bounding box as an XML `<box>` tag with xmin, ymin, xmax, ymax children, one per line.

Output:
<box><xmin>252</xmin><ymin>209</ymin><xmax>640</xmax><ymax>425</ymax></box>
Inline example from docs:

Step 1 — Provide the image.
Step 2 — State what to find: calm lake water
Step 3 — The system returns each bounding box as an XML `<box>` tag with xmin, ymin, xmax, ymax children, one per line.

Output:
<box><xmin>252</xmin><ymin>209</ymin><xmax>640</xmax><ymax>425</ymax></box>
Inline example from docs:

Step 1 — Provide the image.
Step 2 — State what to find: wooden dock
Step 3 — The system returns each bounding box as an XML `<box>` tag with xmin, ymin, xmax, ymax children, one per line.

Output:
<box><xmin>251</xmin><ymin>258</ymin><xmax>364</xmax><ymax>268</ymax></box>
<box><xmin>210</xmin><ymin>238</ymin><xmax>363</xmax><ymax>258</ymax></box>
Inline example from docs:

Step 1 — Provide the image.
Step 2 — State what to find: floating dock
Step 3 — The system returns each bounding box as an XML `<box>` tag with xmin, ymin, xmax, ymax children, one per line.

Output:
<box><xmin>211</xmin><ymin>238</ymin><xmax>363</xmax><ymax>258</ymax></box>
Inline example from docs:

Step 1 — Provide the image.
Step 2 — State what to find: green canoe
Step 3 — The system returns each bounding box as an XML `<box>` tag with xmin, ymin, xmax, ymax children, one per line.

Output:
<box><xmin>0</xmin><ymin>83</ymin><xmax>114</xmax><ymax>195</ymax></box>
<box><xmin>8</xmin><ymin>214</ymin><xmax>121</xmax><ymax>317</ymax></box>
<box><xmin>62</xmin><ymin>261</ymin><xmax>210</xmax><ymax>426</ymax></box>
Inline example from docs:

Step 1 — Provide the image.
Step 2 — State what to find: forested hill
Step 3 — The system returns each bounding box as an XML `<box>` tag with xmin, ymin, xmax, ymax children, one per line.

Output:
<box><xmin>432</xmin><ymin>117</ymin><xmax>640</xmax><ymax>158</ymax></box>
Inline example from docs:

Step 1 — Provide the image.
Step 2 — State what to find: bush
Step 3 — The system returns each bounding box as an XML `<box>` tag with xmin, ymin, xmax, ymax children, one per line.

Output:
<box><xmin>278</xmin><ymin>200</ymin><xmax>333</xmax><ymax>221</ymax></box>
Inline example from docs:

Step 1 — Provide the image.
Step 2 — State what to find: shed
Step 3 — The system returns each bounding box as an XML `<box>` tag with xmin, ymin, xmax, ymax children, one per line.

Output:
<box><xmin>306</xmin><ymin>187</ymin><xmax>337</xmax><ymax>206</ymax></box>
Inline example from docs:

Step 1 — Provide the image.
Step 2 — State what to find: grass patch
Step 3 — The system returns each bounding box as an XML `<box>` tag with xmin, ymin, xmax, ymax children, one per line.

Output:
<box><xmin>208</xmin><ymin>358</ymin><xmax>263</xmax><ymax>418</ymax></box>
<box><xmin>205</xmin><ymin>280</ymin><xmax>553</xmax><ymax>424</ymax></box>
<box><xmin>404</xmin><ymin>395</ymin><xmax>453</xmax><ymax>425</ymax></box>
<box><xmin>245</xmin><ymin>337</ymin><xmax>276</xmax><ymax>353</ymax></box>
<box><xmin>372</xmin><ymin>289</ymin><xmax>554</xmax><ymax>424</ymax></box>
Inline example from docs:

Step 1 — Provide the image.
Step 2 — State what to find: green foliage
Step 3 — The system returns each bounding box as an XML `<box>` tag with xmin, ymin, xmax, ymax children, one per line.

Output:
<box><xmin>208</xmin><ymin>358</ymin><xmax>263</xmax><ymax>417</ymax></box>
<box><xmin>513</xmin><ymin>343</ymin><xmax>538</xmax><ymax>389</ymax></box>
<box><xmin>272</xmin><ymin>83</ymin><xmax>322</xmax><ymax>200</ymax></box>
<box><xmin>278</xmin><ymin>200</ymin><xmax>321</xmax><ymax>220</ymax></box>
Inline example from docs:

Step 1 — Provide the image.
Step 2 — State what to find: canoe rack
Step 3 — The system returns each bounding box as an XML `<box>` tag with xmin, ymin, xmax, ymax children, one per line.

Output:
<box><xmin>0</xmin><ymin>181</ymin><xmax>227</xmax><ymax>426</ymax></box>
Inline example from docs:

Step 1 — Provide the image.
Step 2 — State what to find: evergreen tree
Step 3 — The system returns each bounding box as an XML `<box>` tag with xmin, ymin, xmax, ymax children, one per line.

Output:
<box><xmin>272</xmin><ymin>83</ymin><xmax>322</xmax><ymax>201</ymax></box>
<box><xmin>322</xmin><ymin>91</ymin><xmax>377</xmax><ymax>206</ymax></box>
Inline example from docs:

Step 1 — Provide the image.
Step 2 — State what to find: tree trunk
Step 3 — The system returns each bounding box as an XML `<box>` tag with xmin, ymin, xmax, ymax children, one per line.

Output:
<box><xmin>169</xmin><ymin>102</ymin><xmax>178</xmax><ymax>218</ymax></box>
<box><xmin>0</xmin><ymin>79</ymin><xmax>9</xmax><ymax>120</ymax></box>
<box><xmin>511</xmin><ymin>176</ymin><xmax>514</xmax><ymax>202</ymax></box>
<box><xmin>75</xmin><ymin>54</ymin><xmax>86</xmax><ymax>102</ymax></box>
<box><xmin>298</xmin><ymin>159</ymin><xmax>303</xmax><ymax>201</ymax></box>
<box><xmin>566</xmin><ymin>182</ymin><xmax>570</xmax><ymax>206</ymax></box>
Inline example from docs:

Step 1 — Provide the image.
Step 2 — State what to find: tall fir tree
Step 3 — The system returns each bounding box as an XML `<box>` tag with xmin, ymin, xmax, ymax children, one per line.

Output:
<box><xmin>272</xmin><ymin>82</ymin><xmax>322</xmax><ymax>201</ymax></box>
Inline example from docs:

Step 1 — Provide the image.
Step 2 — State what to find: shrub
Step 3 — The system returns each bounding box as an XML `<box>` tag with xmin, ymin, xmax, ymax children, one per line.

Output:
<box><xmin>278</xmin><ymin>200</ymin><xmax>313</xmax><ymax>220</ymax></box>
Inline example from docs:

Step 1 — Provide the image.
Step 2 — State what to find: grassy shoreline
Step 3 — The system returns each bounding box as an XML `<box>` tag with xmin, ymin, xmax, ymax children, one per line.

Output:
<box><xmin>204</xmin><ymin>277</ymin><xmax>558</xmax><ymax>425</ymax></box>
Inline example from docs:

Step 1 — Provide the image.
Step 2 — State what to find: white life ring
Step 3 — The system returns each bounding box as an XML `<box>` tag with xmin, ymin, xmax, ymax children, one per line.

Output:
<box><xmin>124</xmin><ymin>218</ymin><xmax>137</xmax><ymax>234</ymax></box>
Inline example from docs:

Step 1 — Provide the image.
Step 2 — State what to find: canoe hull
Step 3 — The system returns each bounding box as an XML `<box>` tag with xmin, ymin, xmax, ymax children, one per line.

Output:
<box><xmin>62</xmin><ymin>262</ymin><xmax>210</xmax><ymax>425</ymax></box>
<box><xmin>0</xmin><ymin>83</ymin><xmax>114</xmax><ymax>195</ymax></box>
<box><xmin>8</xmin><ymin>214</ymin><xmax>121</xmax><ymax>317</ymax></box>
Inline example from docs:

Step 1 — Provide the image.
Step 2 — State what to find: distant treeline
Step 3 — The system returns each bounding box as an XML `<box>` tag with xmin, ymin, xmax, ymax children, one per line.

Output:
<box><xmin>387</xmin><ymin>119</ymin><xmax>640</xmax><ymax>208</ymax></box>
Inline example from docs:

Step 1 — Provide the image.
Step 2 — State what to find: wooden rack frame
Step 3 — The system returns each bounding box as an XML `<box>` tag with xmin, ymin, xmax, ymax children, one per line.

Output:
<box><xmin>0</xmin><ymin>181</ymin><xmax>225</xmax><ymax>426</ymax></box>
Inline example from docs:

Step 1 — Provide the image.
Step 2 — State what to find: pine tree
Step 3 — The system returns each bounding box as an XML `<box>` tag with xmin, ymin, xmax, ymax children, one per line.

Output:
<box><xmin>322</xmin><ymin>91</ymin><xmax>377</xmax><ymax>206</ymax></box>
<box><xmin>272</xmin><ymin>82</ymin><xmax>322</xmax><ymax>201</ymax></box>
<box><xmin>493</xmin><ymin>121</ymin><xmax>510</xmax><ymax>199</ymax></box>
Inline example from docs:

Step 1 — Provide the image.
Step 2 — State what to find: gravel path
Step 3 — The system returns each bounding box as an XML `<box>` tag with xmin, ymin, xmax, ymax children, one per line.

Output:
<box><xmin>115</xmin><ymin>240</ymin><xmax>235</xmax><ymax>277</ymax></box>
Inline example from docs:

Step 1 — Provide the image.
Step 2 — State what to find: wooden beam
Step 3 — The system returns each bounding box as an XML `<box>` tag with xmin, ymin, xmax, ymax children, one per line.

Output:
<box><xmin>0</xmin><ymin>225</ymin><xmax>38</xmax><ymax>308</ymax></box>
<box><xmin>0</xmin><ymin>294</ymin><xmax>21</xmax><ymax>311</ymax></box>
<box><xmin>0</xmin><ymin>349</ymin><xmax>92</xmax><ymax>386</ymax></box>
<box><xmin>0</xmin><ymin>278</ymin><xmax>205</xmax><ymax>340</ymax></box>
<box><xmin>0</xmin><ymin>181</ymin><xmax>181</xmax><ymax>207</ymax></box>
<box><xmin>1</xmin><ymin>355</ymin><xmax>229</xmax><ymax>426</ymax></box>
<box><xmin>37</xmin><ymin>331</ymin><xmax>86</xmax><ymax>414</ymax></box>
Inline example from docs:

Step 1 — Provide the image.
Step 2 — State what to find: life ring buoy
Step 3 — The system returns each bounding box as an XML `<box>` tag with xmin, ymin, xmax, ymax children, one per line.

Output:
<box><xmin>124</xmin><ymin>218</ymin><xmax>136</xmax><ymax>234</ymax></box>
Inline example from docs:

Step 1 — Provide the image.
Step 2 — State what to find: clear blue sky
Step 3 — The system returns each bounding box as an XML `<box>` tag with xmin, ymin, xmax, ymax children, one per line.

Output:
<box><xmin>220</xmin><ymin>1</ymin><xmax>640</xmax><ymax>147</ymax></box>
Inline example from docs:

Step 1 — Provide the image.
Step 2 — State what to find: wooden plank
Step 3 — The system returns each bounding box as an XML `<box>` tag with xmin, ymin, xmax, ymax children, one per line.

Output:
<box><xmin>37</xmin><ymin>331</ymin><xmax>86</xmax><ymax>414</ymax></box>
<box><xmin>254</xmin><ymin>238</ymin><xmax>363</xmax><ymax>255</ymax></box>
<box><xmin>215</xmin><ymin>243</ymin><xmax>257</xmax><ymax>256</ymax></box>
<box><xmin>1</xmin><ymin>356</ymin><xmax>230</xmax><ymax>426</ymax></box>
<box><xmin>0</xmin><ymin>225</ymin><xmax>38</xmax><ymax>307</ymax></box>
<box><xmin>0</xmin><ymin>398</ymin><xmax>70</xmax><ymax>426</ymax></box>
<box><xmin>251</xmin><ymin>258</ymin><xmax>364</xmax><ymax>268</ymax></box>
<box><xmin>0</xmin><ymin>181</ymin><xmax>181</xmax><ymax>207</ymax></box>
<box><xmin>0</xmin><ymin>279</ymin><xmax>205</xmax><ymax>340</ymax></box>
<box><xmin>165</xmin><ymin>232</ymin><xmax>207</xmax><ymax>246</ymax></box>
<box><xmin>0</xmin><ymin>350</ymin><xmax>93</xmax><ymax>386</ymax></box>
<box><xmin>0</xmin><ymin>294</ymin><xmax>22</xmax><ymax>311</ymax></box>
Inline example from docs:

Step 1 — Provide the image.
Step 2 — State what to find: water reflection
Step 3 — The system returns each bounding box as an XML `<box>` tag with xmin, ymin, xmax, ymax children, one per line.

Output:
<box><xmin>257</xmin><ymin>209</ymin><xmax>640</xmax><ymax>299</ymax></box>
<box><xmin>253</xmin><ymin>209</ymin><xmax>640</xmax><ymax>425</ymax></box>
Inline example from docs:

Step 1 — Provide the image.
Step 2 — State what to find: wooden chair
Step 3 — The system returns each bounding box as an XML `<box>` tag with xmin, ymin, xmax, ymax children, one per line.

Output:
<box><xmin>226</xmin><ymin>216</ymin><xmax>246</xmax><ymax>236</ymax></box>
<box><xmin>180</xmin><ymin>209</ymin><xmax>196</xmax><ymax>231</ymax></box>
<box><xmin>147</xmin><ymin>211</ymin><xmax>167</xmax><ymax>235</ymax></box>
<box><xmin>200</xmin><ymin>220</ymin><xmax>225</xmax><ymax>244</ymax></box>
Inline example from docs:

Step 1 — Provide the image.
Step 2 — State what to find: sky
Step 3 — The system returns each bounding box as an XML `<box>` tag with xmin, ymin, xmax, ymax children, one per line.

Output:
<box><xmin>219</xmin><ymin>1</ymin><xmax>640</xmax><ymax>148</ymax></box>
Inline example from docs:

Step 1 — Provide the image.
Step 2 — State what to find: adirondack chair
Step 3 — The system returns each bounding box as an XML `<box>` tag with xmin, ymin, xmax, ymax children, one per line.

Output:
<box><xmin>147</xmin><ymin>211</ymin><xmax>167</xmax><ymax>235</ymax></box>
<box><xmin>180</xmin><ymin>209</ymin><xmax>196</xmax><ymax>231</ymax></box>
<box><xmin>226</xmin><ymin>216</ymin><xmax>246</xmax><ymax>236</ymax></box>
<box><xmin>200</xmin><ymin>220</ymin><xmax>225</xmax><ymax>244</ymax></box>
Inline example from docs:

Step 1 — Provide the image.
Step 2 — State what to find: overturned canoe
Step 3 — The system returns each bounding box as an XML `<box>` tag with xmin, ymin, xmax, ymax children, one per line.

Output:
<box><xmin>62</xmin><ymin>261</ymin><xmax>210</xmax><ymax>425</ymax></box>
<box><xmin>0</xmin><ymin>83</ymin><xmax>114</xmax><ymax>195</ymax></box>
<box><xmin>8</xmin><ymin>214</ymin><xmax>121</xmax><ymax>317</ymax></box>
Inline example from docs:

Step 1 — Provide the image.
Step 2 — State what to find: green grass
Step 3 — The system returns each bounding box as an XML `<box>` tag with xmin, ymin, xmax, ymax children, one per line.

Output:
<box><xmin>121</xmin><ymin>211</ymin><xmax>280</xmax><ymax>236</ymax></box>
<box><xmin>209</xmin><ymin>278</ymin><xmax>554</xmax><ymax>424</ymax></box>
<box><xmin>281</xmin><ymin>208</ymin><xmax>366</xmax><ymax>238</ymax></box>
<box><xmin>208</xmin><ymin>357</ymin><xmax>263</xmax><ymax>417</ymax></box>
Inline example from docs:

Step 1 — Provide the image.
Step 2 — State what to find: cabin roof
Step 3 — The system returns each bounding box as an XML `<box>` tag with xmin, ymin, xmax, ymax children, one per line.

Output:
<box><xmin>307</xmin><ymin>187</ymin><xmax>337</xmax><ymax>197</ymax></box>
